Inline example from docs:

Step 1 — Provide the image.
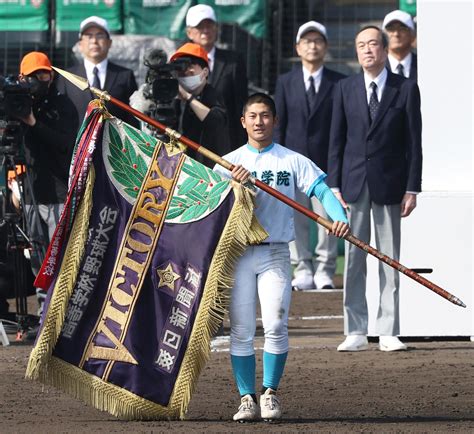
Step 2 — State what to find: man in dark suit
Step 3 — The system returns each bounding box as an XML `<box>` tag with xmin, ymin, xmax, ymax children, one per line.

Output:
<box><xmin>274</xmin><ymin>21</ymin><xmax>346</xmax><ymax>290</ymax></box>
<box><xmin>185</xmin><ymin>4</ymin><xmax>248</xmax><ymax>150</ymax></box>
<box><xmin>383</xmin><ymin>10</ymin><xmax>417</xmax><ymax>81</ymax></box>
<box><xmin>57</xmin><ymin>16</ymin><xmax>139</xmax><ymax>128</ymax></box>
<box><xmin>328</xmin><ymin>26</ymin><xmax>422</xmax><ymax>352</ymax></box>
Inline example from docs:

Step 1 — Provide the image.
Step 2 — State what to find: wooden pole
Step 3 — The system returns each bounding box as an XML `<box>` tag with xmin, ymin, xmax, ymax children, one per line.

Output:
<box><xmin>51</xmin><ymin>66</ymin><xmax>465</xmax><ymax>309</ymax></box>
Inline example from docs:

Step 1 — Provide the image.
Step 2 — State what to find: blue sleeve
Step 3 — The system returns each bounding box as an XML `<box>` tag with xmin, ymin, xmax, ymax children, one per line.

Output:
<box><xmin>309</xmin><ymin>178</ymin><xmax>348</xmax><ymax>223</ymax></box>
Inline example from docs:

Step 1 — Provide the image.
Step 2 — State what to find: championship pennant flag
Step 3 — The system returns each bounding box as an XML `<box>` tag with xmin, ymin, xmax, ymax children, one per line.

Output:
<box><xmin>26</xmin><ymin>103</ymin><xmax>267</xmax><ymax>420</ymax></box>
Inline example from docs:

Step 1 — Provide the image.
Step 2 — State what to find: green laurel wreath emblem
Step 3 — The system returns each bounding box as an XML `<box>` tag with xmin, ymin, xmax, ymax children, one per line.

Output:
<box><xmin>166</xmin><ymin>158</ymin><xmax>230</xmax><ymax>223</ymax></box>
<box><xmin>107</xmin><ymin>123</ymin><xmax>158</xmax><ymax>198</ymax></box>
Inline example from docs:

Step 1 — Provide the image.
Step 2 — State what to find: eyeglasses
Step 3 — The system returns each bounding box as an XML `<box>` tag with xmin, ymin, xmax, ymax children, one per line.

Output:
<box><xmin>81</xmin><ymin>32</ymin><xmax>108</xmax><ymax>41</ymax></box>
<box><xmin>299</xmin><ymin>37</ymin><xmax>326</xmax><ymax>46</ymax></box>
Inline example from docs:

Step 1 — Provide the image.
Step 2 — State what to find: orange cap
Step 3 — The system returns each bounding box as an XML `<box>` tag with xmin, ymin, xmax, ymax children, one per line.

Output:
<box><xmin>20</xmin><ymin>51</ymin><xmax>52</xmax><ymax>76</ymax></box>
<box><xmin>170</xmin><ymin>43</ymin><xmax>209</xmax><ymax>67</ymax></box>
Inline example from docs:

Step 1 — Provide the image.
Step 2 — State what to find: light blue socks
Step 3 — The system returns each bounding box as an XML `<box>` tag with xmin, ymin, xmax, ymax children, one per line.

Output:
<box><xmin>231</xmin><ymin>354</ymin><xmax>256</xmax><ymax>395</ymax></box>
<box><xmin>231</xmin><ymin>351</ymin><xmax>288</xmax><ymax>395</ymax></box>
<box><xmin>263</xmin><ymin>351</ymin><xmax>288</xmax><ymax>390</ymax></box>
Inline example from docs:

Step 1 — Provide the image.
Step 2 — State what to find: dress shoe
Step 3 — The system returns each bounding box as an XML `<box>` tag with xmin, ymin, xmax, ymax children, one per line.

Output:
<box><xmin>337</xmin><ymin>335</ymin><xmax>369</xmax><ymax>351</ymax></box>
<box><xmin>379</xmin><ymin>336</ymin><xmax>407</xmax><ymax>352</ymax></box>
<box><xmin>291</xmin><ymin>273</ymin><xmax>313</xmax><ymax>290</ymax></box>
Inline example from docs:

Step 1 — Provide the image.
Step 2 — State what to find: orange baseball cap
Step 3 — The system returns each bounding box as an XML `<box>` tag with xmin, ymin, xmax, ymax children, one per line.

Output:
<box><xmin>20</xmin><ymin>51</ymin><xmax>52</xmax><ymax>76</ymax></box>
<box><xmin>170</xmin><ymin>43</ymin><xmax>209</xmax><ymax>67</ymax></box>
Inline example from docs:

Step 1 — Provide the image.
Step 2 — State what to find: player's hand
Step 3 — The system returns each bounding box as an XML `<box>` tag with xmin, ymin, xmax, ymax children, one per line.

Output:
<box><xmin>334</xmin><ymin>191</ymin><xmax>348</xmax><ymax>209</ymax></box>
<box><xmin>231</xmin><ymin>164</ymin><xmax>250</xmax><ymax>183</ymax></box>
<box><xmin>331</xmin><ymin>221</ymin><xmax>350</xmax><ymax>238</ymax></box>
<box><xmin>401</xmin><ymin>193</ymin><xmax>417</xmax><ymax>217</ymax></box>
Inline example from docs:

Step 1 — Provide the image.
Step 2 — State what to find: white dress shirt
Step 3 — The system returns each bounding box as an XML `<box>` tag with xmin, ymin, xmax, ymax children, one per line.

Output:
<box><xmin>84</xmin><ymin>58</ymin><xmax>108</xmax><ymax>89</ymax></box>
<box><xmin>207</xmin><ymin>46</ymin><xmax>216</xmax><ymax>72</ymax></box>
<box><xmin>388</xmin><ymin>52</ymin><xmax>412</xmax><ymax>78</ymax></box>
<box><xmin>302</xmin><ymin>65</ymin><xmax>323</xmax><ymax>93</ymax></box>
<box><xmin>363</xmin><ymin>67</ymin><xmax>387</xmax><ymax>104</ymax></box>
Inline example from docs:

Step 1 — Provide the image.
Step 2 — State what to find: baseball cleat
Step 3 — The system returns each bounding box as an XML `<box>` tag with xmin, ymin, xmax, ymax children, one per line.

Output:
<box><xmin>233</xmin><ymin>394</ymin><xmax>259</xmax><ymax>422</ymax></box>
<box><xmin>260</xmin><ymin>388</ymin><xmax>281</xmax><ymax>421</ymax></box>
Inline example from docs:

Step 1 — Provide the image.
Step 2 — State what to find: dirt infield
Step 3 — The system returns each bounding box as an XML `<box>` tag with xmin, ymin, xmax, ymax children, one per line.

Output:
<box><xmin>1</xmin><ymin>291</ymin><xmax>473</xmax><ymax>433</ymax></box>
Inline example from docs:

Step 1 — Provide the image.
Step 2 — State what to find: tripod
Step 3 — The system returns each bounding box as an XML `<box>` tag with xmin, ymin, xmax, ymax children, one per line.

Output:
<box><xmin>1</xmin><ymin>155</ymin><xmax>45</xmax><ymax>341</ymax></box>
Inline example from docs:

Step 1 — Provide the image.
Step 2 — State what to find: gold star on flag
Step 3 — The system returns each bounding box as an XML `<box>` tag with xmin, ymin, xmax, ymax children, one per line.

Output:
<box><xmin>156</xmin><ymin>263</ymin><xmax>180</xmax><ymax>291</ymax></box>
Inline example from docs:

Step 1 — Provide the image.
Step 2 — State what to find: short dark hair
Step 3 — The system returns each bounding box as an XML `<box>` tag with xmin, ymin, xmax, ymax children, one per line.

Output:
<box><xmin>178</xmin><ymin>55</ymin><xmax>208</xmax><ymax>70</ymax></box>
<box><xmin>356</xmin><ymin>25</ymin><xmax>388</xmax><ymax>49</ymax></box>
<box><xmin>242</xmin><ymin>92</ymin><xmax>276</xmax><ymax>117</ymax></box>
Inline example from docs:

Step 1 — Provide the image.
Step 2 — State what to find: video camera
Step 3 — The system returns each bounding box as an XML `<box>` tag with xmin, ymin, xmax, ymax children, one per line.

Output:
<box><xmin>142</xmin><ymin>49</ymin><xmax>191</xmax><ymax>129</ymax></box>
<box><xmin>0</xmin><ymin>75</ymin><xmax>32</xmax><ymax>156</ymax></box>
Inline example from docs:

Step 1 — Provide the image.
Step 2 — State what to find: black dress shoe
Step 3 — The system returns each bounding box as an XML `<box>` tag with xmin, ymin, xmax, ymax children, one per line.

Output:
<box><xmin>321</xmin><ymin>284</ymin><xmax>335</xmax><ymax>289</ymax></box>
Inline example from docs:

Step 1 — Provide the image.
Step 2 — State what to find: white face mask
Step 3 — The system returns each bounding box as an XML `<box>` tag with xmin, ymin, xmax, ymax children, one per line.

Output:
<box><xmin>178</xmin><ymin>71</ymin><xmax>205</xmax><ymax>92</ymax></box>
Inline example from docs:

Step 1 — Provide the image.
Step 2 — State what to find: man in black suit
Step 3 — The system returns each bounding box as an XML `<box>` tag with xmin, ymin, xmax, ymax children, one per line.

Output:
<box><xmin>185</xmin><ymin>4</ymin><xmax>248</xmax><ymax>150</ymax></box>
<box><xmin>57</xmin><ymin>16</ymin><xmax>138</xmax><ymax>128</ymax></box>
<box><xmin>328</xmin><ymin>26</ymin><xmax>422</xmax><ymax>352</ymax></box>
<box><xmin>383</xmin><ymin>10</ymin><xmax>417</xmax><ymax>81</ymax></box>
<box><xmin>274</xmin><ymin>21</ymin><xmax>346</xmax><ymax>291</ymax></box>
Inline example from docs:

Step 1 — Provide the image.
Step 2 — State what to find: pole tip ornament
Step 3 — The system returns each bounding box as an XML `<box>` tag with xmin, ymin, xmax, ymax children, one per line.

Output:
<box><xmin>52</xmin><ymin>66</ymin><xmax>111</xmax><ymax>101</ymax></box>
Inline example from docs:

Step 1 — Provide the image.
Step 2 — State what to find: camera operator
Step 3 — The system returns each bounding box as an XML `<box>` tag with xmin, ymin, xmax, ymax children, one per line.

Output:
<box><xmin>170</xmin><ymin>43</ymin><xmax>230</xmax><ymax>167</ymax></box>
<box><xmin>16</xmin><ymin>52</ymin><xmax>78</xmax><ymax>315</ymax></box>
<box><xmin>131</xmin><ymin>43</ymin><xmax>230</xmax><ymax>168</ymax></box>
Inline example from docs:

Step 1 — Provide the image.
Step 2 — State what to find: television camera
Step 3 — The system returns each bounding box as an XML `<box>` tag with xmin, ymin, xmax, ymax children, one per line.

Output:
<box><xmin>141</xmin><ymin>49</ymin><xmax>191</xmax><ymax>131</ymax></box>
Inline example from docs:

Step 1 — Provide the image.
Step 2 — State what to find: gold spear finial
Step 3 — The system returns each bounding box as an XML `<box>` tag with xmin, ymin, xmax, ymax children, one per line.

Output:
<box><xmin>52</xmin><ymin>66</ymin><xmax>111</xmax><ymax>101</ymax></box>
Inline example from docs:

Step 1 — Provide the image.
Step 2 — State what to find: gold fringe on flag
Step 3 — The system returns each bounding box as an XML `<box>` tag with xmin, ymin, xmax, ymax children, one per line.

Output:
<box><xmin>26</xmin><ymin>175</ymin><xmax>267</xmax><ymax>420</ymax></box>
<box><xmin>26</xmin><ymin>167</ymin><xmax>96</xmax><ymax>380</ymax></box>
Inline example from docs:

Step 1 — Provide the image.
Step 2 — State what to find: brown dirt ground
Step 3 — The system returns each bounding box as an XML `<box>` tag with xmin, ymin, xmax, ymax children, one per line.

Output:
<box><xmin>0</xmin><ymin>290</ymin><xmax>473</xmax><ymax>433</ymax></box>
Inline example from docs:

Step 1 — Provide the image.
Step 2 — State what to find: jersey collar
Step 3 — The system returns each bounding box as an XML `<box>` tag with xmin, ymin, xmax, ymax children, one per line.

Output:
<box><xmin>246</xmin><ymin>142</ymin><xmax>275</xmax><ymax>154</ymax></box>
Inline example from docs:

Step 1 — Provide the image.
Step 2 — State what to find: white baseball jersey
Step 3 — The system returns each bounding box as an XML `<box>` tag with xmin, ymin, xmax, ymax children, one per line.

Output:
<box><xmin>214</xmin><ymin>142</ymin><xmax>326</xmax><ymax>243</ymax></box>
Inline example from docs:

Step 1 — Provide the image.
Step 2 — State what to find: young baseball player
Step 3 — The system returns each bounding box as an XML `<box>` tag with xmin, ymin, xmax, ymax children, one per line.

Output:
<box><xmin>214</xmin><ymin>93</ymin><xmax>349</xmax><ymax>422</ymax></box>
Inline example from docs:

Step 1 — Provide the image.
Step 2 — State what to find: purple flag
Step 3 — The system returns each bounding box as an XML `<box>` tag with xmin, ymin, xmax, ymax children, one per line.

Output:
<box><xmin>26</xmin><ymin>108</ymin><xmax>267</xmax><ymax>420</ymax></box>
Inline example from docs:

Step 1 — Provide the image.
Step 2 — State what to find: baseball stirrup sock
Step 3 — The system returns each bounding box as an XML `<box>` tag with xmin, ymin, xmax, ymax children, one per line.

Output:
<box><xmin>231</xmin><ymin>354</ymin><xmax>256</xmax><ymax>396</ymax></box>
<box><xmin>263</xmin><ymin>351</ymin><xmax>288</xmax><ymax>390</ymax></box>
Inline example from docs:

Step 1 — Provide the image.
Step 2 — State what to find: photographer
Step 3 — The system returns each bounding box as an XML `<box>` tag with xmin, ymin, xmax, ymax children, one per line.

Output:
<box><xmin>16</xmin><ymin>52</ymin><xmax>78</xmax><ymax>315</ymax></box>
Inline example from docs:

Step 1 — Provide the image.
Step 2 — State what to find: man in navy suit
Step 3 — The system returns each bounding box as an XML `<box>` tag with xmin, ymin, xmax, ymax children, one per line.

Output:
<box><xmin>57</xmin><ymin>16</ymin><xmax>139</xmax><ymax>128</ymax></box>
<box><xmin>328</xmin><ymin>26</ymin><xmax>422</xmax><ymax>352</ymax></box>
<box><xmin>383</xmin><ymin>10</ymin><xmax>417</xmax><ymax>81</ymax></box>
<box><xmin>274</xmin><ymin>21</ymin><xmax>346</xmax><ymax>290</ymax></box>
<box><xmin>185</xmin><ymin>4</ymin><xmax>248</xmax><ymax>150</ymax></box>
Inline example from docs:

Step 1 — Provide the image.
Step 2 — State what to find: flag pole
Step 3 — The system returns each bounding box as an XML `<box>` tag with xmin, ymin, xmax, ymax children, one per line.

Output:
<box><xmin>52</xmin><ymin>67</ymin><xmax>466</xmax><ymax>309</ymax></box>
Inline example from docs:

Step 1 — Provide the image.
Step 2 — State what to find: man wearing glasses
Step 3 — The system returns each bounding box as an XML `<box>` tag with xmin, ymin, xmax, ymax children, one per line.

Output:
<box><xmin>274</xmin><ymin>21</ymin><xmax>346</xmax><ymax>291</ymax></box>
<box><xmin>383</xmin><ymin>10</ymin><xmax>417</xmax><ymax>81</ymax></box>
<box><xmin>57</xmin><ymin>16</ymin><xmax>139</xmax><ymax>128</ymax></box>
<box><xmin>185</xmin><ymin>4</ymin><xmax>248</xmax><ymax>151</ymax></box>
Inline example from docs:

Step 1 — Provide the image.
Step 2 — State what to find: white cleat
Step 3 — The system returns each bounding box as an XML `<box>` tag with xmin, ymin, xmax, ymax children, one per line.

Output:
<box><xmin>291</xmin><ymin>273</ymin><xmax>314</xmax><ymax>291</ymax></box>
<box><xmin>379</xmin><ymin>336</ymin><xmax>407</xmax><ymax>352</ymax></box>
<box><xmin>260</xmin><ymin>388</ymin><xmax>282</xmax><ymax>421</ymax></box>
<box><xmin>337</xmin><ymin>335</ymin><xmax>369</xmax><ymax>352</ymax></box>
<box><xmin>233</xmin><ymin>394</ymin><xmax>260</xmax><ymax>422</ymax></box>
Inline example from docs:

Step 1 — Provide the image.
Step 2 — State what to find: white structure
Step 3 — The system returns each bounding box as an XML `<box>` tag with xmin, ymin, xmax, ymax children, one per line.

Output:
<box><xmin>367</xmin><ymin>0</ymin><xmax>473</xmax><ymax>336</ymax></box>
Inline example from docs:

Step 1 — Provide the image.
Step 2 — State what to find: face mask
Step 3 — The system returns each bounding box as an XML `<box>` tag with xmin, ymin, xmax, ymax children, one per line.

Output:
<box><xmin>178</xmin><ymin>72</ymin><xmax>205</xmax><ymax>92</ymax></box>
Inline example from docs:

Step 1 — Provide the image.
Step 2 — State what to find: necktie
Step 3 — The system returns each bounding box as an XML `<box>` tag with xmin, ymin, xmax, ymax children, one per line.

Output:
<box><xmin>396</xmin><ymin>63</ymin><xmax>405</xmax><ymax>77</ymax></box>
<box><xmin>92</xmin><ymin>66</ymin><xmax>101</xmax><ymax>89</ymax></box>
<box><xmin>306</xmin><ymin>76</ymin><xmax>317</xmax><ymax>110</ymax></box>
<box><xmin>368</xmin><ymin>81</ymin><xmax>379</xmax><ymax>123</ymax></box>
